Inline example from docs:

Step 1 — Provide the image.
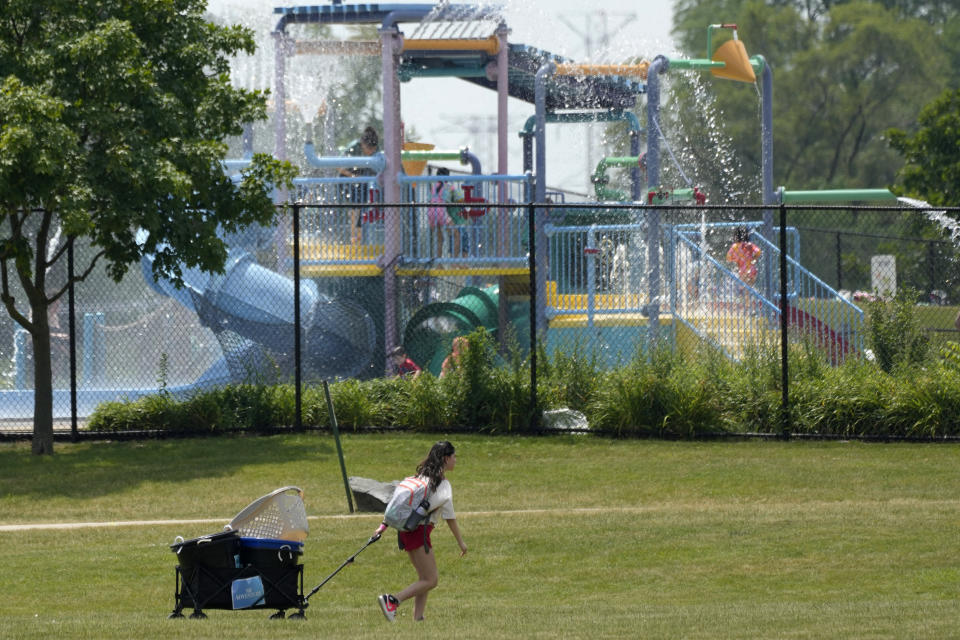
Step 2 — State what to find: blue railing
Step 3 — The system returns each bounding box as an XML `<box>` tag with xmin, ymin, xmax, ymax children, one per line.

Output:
<box><xmin>752</xmin><ymin>232</ymin><xmax>864</xmax><ymax>362</ymax></box>
<box><xmin>292</xmin><ymin>176</ymin><xmax>383</xmax><ymax>266</ymax></box>
<box><xmin>543</xmin><ymin>222</ymin><xmax>649</xmax><ymax>323</ymax></box>
<box><xmin>671</xmin><ymin>232</ymin><xmax>781</xmax><ymax>359</ymax></box>
<box><xmin>399</xmin><ymin>174</ymin><xmax>533</xmax><ymax>268</ymax></box>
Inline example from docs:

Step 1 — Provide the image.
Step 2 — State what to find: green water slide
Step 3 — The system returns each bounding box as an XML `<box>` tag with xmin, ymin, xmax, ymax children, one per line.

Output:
<box><xmin>403</xmin><ymin>285</ymin><xmax>529</xmax><ymax>376</ymax></box>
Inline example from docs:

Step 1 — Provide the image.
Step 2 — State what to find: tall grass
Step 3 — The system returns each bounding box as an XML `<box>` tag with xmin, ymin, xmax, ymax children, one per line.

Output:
<box><xmin>89</xmin><ymin>315</ymin><xmax>960</xmax><ymax>439</ymax></box>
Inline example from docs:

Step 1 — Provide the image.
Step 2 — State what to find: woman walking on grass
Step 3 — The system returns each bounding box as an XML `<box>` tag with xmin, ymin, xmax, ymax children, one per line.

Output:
<box><xmin>378</xmin><ymin>440</ymin><xmax>468</xmax><ymax>622</ymax></box>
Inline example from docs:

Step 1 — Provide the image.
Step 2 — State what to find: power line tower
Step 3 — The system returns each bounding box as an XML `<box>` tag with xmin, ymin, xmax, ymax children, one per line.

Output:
<box><xmin>557</xmin><ymin>10</ymin><xmax>637</xmax><ymax>187</ymax></box>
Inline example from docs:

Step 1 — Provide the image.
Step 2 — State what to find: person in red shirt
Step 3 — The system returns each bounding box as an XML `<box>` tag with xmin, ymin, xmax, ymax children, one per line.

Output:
<box><xmin>389</xmin><ymin>345</ymin><xmax>421</xmax><ymax>379</ymax></box>
<box><xmin>726</xmin><ymin>225</ymin><xmax>762</xmax><ymax>285</ymax></box>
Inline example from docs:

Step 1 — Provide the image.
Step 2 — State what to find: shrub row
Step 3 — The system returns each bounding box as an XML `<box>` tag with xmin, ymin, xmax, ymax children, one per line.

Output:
<box><xmin>87</xmin><ymin>327</ymin><xmax>960</xmax><ymax>439</ymax></box>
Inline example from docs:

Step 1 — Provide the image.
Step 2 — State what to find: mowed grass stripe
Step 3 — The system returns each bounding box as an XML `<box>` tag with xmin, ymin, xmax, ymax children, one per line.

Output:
<box><xmin>4</xmin><ymin>496</ymin><xmax>960</xmax><ymax>531</ymax></box>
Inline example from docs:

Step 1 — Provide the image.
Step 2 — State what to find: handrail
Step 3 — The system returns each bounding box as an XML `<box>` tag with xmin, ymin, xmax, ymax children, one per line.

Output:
<box><xmin>303</xmin><ymin>142</ymin><xmax>386</xmax><ymax>173</ymax></box>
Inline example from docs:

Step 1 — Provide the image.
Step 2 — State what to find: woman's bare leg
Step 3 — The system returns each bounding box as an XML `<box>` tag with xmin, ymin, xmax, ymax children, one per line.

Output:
<box><xmin>395</xmin><ymin>546</ymin><xmax>438</xmax><ymax>620</ymax></box>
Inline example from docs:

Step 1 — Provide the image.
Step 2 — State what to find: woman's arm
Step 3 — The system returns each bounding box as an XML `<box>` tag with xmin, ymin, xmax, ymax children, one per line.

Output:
<box><xmin>445</xmin><ymin>518</ymin><xmax>468</xmax><ymax>556</ymax></box>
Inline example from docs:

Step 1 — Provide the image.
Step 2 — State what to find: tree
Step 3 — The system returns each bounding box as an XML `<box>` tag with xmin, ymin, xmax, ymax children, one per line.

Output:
<box><xmin>669</xmin><ymin>0</ymin><xmax>948</xmax><ymax>192</ymax></box>
<box><xmin>888</xmin><ymin>88</ymin><xmax>960</xmax><ymax>206</ymax></box>
<box><xmin>0</xmin><ymin>0</ymin><xmax>296</xmax><ymax>454</ymax></box>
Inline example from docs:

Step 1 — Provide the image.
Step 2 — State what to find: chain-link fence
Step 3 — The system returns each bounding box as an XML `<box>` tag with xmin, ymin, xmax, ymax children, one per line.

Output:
<box><xmin>4</xmin><ymin>194</ymin><xmax>960</xmax><ymax>434</ymax></box>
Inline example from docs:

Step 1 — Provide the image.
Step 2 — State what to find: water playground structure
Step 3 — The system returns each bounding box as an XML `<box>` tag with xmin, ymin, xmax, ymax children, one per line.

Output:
<box><xmin>5</xmin><ymin>3</ymin><xmax>907</xmax><ymax>419</ymax></box>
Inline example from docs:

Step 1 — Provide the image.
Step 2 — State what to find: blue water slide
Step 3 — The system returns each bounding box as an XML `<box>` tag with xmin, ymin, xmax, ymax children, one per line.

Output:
<box><xmin>140</xmin><ymin>229</ymin><xmax>376</xmax><ymax>382</ymax></box>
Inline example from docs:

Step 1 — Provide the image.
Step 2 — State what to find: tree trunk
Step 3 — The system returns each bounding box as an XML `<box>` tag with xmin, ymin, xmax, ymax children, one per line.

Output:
<box><xmin>31</xmin><ymin>313</ymin><xmax>54</xmax><ymax>455</ymax></box>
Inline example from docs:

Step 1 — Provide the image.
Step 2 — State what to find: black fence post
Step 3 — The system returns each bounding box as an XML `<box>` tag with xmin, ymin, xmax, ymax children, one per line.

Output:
<box><xmin>835</xmin><ymin>231</ymin><xmax>842</xmax><ymax>291</ymax></box>
<box><xmin>292</xmin><ymin>202</ymin><xmax>302</xmax><ymax>432</ymax></box>
<box><xmin>527</xmin><ymin>200</ymin><xmax>539</xmax><ymax>432</ymax></box>
<box><xmin>779</xmin><ymin>203</ymin><xmax>790</xmax><ymax>438</ymax></box>
<box><xmin>68</xmin><ymin>238</ymin><xmax>78</xmax><ymax>442</ymax></box>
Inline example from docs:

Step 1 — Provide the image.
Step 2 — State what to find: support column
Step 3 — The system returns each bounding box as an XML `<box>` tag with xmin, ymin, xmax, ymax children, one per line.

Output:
<box><xmin>534</xmin><ymin>61</ymin><xmax>556</xmax><ymax>338</ymax></box>
<box><xmin>757</xmin><ymin>56</ymin><xmax>776</xmax><ymax>301</ymax></box>
<box><xmin>644</xmin><ymin>56</ymin><xmax>668</xmax><ymax>345</ymax></box>
<box><xmin>496</xmin><ymin>22</ymin><xmax>511</xmax><ymax>349</ymax></box>
<box><xmin>496</xmin><ymin>23</ymin><xmax>510</xmax><ymax>177</ymax></box>
<box><xmin>380</xmin><ymin>24</ymin><xmax>404</xmax><ymax>372</ymax></box>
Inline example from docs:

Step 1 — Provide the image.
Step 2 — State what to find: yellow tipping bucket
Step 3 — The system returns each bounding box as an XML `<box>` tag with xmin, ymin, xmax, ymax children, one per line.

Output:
<box><xmin>711</xmin><ymin>38</ymin><xmax>756</xmax><ymax>83</ymax></box>
<box><xmin>402</xmin><ymin>141</ymin><xmax>434</xmax><ymax>176</ymax></box>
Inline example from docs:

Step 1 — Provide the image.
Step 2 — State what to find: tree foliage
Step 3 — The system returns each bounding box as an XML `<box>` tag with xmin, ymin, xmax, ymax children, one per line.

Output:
<box><xmin>887</xmin><ymin>88</ymin><xmax>960</xmax><ymax>206</ymax></box>
<box><xmin>668</xmin><ymin>0</ymin><xmax>951</xmax><ymax>194</ymax></box>
<box><xmin>0</xmin><ymin>0</ymin><xmax>297</xmax><ymax>454</ymax></box>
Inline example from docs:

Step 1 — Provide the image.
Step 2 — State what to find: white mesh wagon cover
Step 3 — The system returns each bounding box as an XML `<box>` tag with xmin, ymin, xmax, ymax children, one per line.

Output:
<box><xmin>224</xmin><ymin>486</ymin><xmax>309</xmax><ymax>542</ymax></box>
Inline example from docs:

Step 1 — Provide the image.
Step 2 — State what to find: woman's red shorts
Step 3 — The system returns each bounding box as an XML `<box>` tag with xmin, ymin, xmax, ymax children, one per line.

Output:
<box><xmin>398</xmin><ymin>524</ymin><xmax>434</xmax><ymax>552</ymax></box>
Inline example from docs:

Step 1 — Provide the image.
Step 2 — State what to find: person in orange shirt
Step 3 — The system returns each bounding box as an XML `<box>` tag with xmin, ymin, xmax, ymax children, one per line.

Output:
<box><xmin>440</xmin><ymin>336</ymin><xmax>468</xmax><ymax>378</ymax></box>
<box><xmin>726</xmin><ymin>225</ymin><xmax>762</xmax><ymax>286</ymax></box>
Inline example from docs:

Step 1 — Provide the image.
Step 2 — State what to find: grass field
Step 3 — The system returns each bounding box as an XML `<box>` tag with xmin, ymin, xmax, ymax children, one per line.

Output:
<box><xmin>1</xmin><ymin>433</ymin><xmax>959</xmax><ymax>639</ymax></box>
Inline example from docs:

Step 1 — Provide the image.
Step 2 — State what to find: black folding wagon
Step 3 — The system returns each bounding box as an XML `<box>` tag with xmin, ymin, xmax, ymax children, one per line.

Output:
<box><xmin>169</xmin><ymin>486</ymin><xmax>310</xmax><ymax>619</ymax></box>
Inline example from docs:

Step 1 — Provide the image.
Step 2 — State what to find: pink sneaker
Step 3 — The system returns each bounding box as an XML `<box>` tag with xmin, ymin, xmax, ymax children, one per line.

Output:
<box><xmin>377</xmin><ymin>594</ymin><xmax>398</xmax><ymax>622</ymax></box>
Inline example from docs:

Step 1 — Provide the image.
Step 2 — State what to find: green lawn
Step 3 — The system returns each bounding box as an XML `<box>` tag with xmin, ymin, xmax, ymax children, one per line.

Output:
<box><xmin>1</xmin><ymin>434</ymin><xmax>958</xmax><ymax>639</ymax></box>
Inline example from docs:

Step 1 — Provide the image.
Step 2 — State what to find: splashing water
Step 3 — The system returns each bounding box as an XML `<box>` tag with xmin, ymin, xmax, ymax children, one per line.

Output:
<box><xmin>898</xmin><ymin>197</ymin><xmax>960</xmax><ymax>245</ymax></box>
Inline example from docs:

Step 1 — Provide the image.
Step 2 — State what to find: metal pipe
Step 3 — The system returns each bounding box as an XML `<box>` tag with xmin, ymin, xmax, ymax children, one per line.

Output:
<box><xmin>666</xmin><ymin>58</ymin><xmax>725</xmax><ymax>71</ymax></box>
<box><xmin>67</xmin><ymin>240</ymin><xmax>77</xmax><ymax>441</ymax></box>
<box><xmin>522</xmin><ymin>110</ymin><xmax>644</xmax><ymax>201</ymax></box>
<box><xmin>521</xmin><ymin>132</ymin><xmax>533</xmax><ymax>173</ymax></box>
<box><xmin>645</xmin><ymin>56</ymin><xmax>668</xmax><ymax>189</ymax></box>
<box><xmin>534</xmin><ymin>60</ymin><xmax>556</xmax><ymax>337</ymax></box>
<box><xmin>292</xmin><ymin>203</ymin><xmax>302</xmax><ymax>432</ymax></box>
<box><xmin>381</xmin><ymin>8</ymin><xmax>433</xmax><ymax>30</ymax></box>
<box><xmin>630</xmin><ymin>126</ymin><xmax>641</xmax><ymax>202</ymax></box>
<box><xmin>527</xmin><ymin>199</ymin><xmax>539</xmax><ymax>431</ymax></box>
<box><xmin>645</xmin><ymin>55</ymin><xmax>668</xmax><ymax>344</ymax></box>
<box><xmin>779</xmin><ymin>188</ymin><xmax>897</xmax><ymax>204</ymax></box>
<box><xmin>592</xmin><ymin>156</ymin><xmax>642</xmax><ymax>201</ymax></box>
<box><xmin>398</xmin><ymin>149</ymin><xmax>481</xmax><ymax>174</ymax></box>
<box><xmin>496</xmin><ymin>22</ymin><xmax>509</xmax><ymax>177</ymax></box>
<box><xmin>303</xmin><ymin>142</ymin><xmax>386</xmax><ymax>173</ymax></box>
<box><xmin>756</xmin><ymin>55</ymin><xmax>775</xmax><ymax>301</ymax></box>
<box><xmin>521</xmin><ymin>110</ymin><xmax>641</xmax><ymax>133</ymax></box>
<box><xmin>398</xmin><ymin>67</ymin><xmax>489</xmax><ymax>80</ymax></box>
<box><xmin>322</xmin><ymin>380</ymin><xmax>355</xmax><ymax>513</ymax></box>
<box><xmin>460</xmin><ymin>149</ymin><xmax>482</xmax><ymax>175</ymax></box>
<box><xmin>779</xmin><ymin>202</ymin><xmax>790</xmax><ymax>438</ymax></box>
<box><xmin>497</xmin><ymin>22</ymin><xmax>510</xmax><ymax>346</ymax></box>
<box><xmin>380</xmin><ymin>22</ymin><xmax>404</xmax><ymax>369</ymax></box>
